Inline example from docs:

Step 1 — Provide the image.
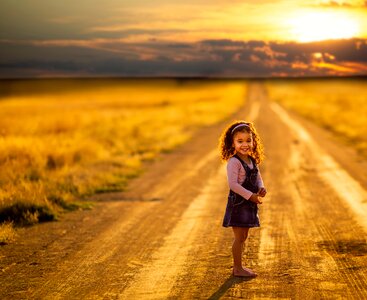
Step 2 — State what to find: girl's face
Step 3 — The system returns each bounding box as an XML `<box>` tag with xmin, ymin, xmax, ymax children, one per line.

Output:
<box><xmin>232</xmin><ymin>130</ymin><xmax>253</xmax><ymax>157</ymax></box>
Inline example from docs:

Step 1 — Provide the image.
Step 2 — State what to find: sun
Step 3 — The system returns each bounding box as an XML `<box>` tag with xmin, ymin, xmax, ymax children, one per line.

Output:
<box><xmin>288</xmin><ymin>11</ymin><xmax>360</xmax><ymax>43</ymax></box>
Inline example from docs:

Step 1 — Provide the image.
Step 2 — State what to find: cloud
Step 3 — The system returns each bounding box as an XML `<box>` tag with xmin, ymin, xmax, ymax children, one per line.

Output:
<box><xmin>0</xmin><ymin>38</ymin><xmax>366</xmax><ymax>78</ymax></box>
<box><xmin>319</xmin><ymin>1</ymin><xmax>353</xmax><ymax>7</ymax></box>
<box><xmin>317</xmin><ymin>0</ymin><xmax>367</xmax><ymax>8</ymax></box>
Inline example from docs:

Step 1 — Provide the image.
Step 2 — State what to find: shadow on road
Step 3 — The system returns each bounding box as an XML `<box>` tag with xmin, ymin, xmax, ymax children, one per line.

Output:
<box><xmin>207</xmin><ymin>275</ymin><xmax>255</xmax><ymax>299</ymax></box>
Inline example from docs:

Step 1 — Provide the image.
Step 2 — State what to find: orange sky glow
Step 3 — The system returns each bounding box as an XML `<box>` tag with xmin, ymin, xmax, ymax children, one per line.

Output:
<box><xmin>0</xmin><ymin>0</ymin><xmax>366</xmax><ymax>77</ymax></box>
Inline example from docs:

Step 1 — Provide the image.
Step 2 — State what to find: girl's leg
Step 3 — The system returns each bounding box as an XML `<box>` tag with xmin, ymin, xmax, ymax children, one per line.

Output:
<box><xmin>232</xmin><ymin>227</ymin><xmax>246</xmax><ymax>270</ymax></box>
<box><xmin>231</xmin><ymin>227</ymin><xmax>256</xmax><ymax>277</ymax></box>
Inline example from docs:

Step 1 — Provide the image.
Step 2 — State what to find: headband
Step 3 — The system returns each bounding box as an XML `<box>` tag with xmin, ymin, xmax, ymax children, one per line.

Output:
<box><xmin>231</xmin><ymin>123</ymin><xmax>250</xmax><ymax>134</ymax></box>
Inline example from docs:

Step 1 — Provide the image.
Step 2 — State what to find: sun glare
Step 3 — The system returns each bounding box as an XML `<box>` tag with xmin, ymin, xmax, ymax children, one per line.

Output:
<box><xmin>289</xmin><ymin>11</ymin><xmax>359</xmax><ymax>42</ymax></box>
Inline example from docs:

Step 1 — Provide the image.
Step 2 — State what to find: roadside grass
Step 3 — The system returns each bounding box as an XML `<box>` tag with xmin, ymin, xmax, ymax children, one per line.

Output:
<box><xmin>0</xmin><ymin>222</ymin><xmax>16</xmax><ymax>245</ymax></box>
<box><xmin>266</xmin><ymin>79</ymin><xmax>367</xmax><ymax>157</ymax></box>
<box><xmin>0</xmin><ymin>79</ymin><xmax>246</xmax><ymax>237</ymax></box>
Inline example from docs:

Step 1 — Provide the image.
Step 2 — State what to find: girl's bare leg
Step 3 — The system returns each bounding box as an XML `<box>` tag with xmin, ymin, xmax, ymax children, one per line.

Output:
<box><xmin>232</xmin><ymin>227</ymin><xmax>245</xmax><ymax>269</ymax></box>
<box><xmin>231</xmin><ymin>227</ymin><xmax>257</xmax><ymax>277</ymax></box>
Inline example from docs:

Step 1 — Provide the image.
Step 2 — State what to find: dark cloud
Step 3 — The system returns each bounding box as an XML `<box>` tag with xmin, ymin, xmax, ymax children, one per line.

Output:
<box><xmin>200</xmin><ymin>39</ymin><xmax>247</xmax><ymax>47</ymax></box>
<box><xmin>0</xmin><ymin>38</ymin><xmax>366</xmax><ymax>78</ymax></box>
<box><xmin>269</xmin><ymin>39</ymin><xmax>367</xmax><ymax>63</ymax></box>
<box><xmin>165</xmin><ymin>43</ymin><xmax>194</xmax><ymax>49</ymax></box>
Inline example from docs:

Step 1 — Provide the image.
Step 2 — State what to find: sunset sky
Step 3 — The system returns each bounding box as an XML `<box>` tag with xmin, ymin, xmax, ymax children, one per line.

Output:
<box><xmin>1</xmin><ymin>0</ymin><xmax>367</xmax><ymax>78</ymax></box>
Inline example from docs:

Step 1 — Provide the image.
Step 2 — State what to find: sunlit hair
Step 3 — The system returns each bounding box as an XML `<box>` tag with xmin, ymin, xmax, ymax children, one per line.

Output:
<box><xmin>218</xmin><ymin>120</ymin><xmax>265</xmax><ymax>164</ymax></box>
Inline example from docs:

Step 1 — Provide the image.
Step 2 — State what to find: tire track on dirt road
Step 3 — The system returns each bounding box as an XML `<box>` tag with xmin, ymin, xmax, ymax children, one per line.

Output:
<box><xmin>269</xmin><ymin>102</ymin><xmax>367</xmax><ymax>299</ymax></box>
<box><xmin>120</xmin><ymin>163</ymin><xmax>227</xmax><ymax>299</ymax></box>
<box><xmin>271</xmin><ymin>102</ymin><xmax>367</xmax><ymax>231</ymax></box>
<box><xmin>26</xmin><ymin>132</ymin><xmax>227</xmax><ymax>298</ymax></box>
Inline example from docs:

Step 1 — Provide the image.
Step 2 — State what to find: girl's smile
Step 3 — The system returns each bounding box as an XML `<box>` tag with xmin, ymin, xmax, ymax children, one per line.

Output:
<box><xmin>232</xmin><ymin>131</ymin><xmax>254</xmax><ymax>158</ymax></box>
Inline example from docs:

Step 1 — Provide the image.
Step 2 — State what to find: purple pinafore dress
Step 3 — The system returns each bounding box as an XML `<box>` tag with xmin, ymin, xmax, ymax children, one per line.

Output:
<box><xmin>222</xmin><ymin>155</ymin><xmax>260</xmax><ymax>228</ymax></box>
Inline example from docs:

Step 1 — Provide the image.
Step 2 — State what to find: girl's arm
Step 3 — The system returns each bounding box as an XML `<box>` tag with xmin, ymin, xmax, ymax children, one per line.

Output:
<box><xmin>257</xmin><ymin>169</ymin><xmax>265</xmax><ymax>189</ymax></box>
<box><xmin>227</xmin><ymin>158</ymin><xmax>253</xmax><ymax>200</ymax></box>
<box><xmin>257</xmin><ymin>169</ymin><xmax>267</xmax><ymax>197</ymax></box>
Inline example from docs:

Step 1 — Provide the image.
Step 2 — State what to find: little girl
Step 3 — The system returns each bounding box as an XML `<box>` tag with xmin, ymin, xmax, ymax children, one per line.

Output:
<box><xmin>219</xmin><ymin>120</ymin><xmax>266</xmax><ymax>277</ymax></box>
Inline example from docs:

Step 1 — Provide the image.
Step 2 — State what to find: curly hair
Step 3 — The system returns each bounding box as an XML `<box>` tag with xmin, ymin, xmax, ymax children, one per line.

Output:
<box><xmin>218</xmin><ymin>120</ymin><xmax>265</xmax><ymax>164</ymax></box>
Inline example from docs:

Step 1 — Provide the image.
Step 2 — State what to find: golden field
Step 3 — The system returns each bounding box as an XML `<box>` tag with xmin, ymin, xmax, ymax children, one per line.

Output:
<box><xmin>266</xmin><ymin>78</ymin><xmax>367</xmax><ymax>157</ymax></box>
<box><xmin>0</xmin><ymin>79</ymin><xmax>246</xmax><ymax>239</ymax></box>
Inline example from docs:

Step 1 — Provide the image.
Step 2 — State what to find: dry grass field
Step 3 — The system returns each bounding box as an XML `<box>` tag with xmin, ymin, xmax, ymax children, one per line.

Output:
<box><xmin>0</xmin><ymin>79</ymin><xmax>246</xmax><ymax>242</ymax></box>
<box><xmin>266</xmin><ymin>78</ymin><xmax>367</xmax><ymax>157</ymax></box>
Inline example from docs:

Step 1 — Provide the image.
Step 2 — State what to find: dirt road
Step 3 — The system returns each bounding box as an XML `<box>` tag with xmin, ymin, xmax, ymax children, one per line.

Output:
<box><xmin>1</xmin><ymin>82</ymin><xmax>367</xmax><ymax>299</ymax></box>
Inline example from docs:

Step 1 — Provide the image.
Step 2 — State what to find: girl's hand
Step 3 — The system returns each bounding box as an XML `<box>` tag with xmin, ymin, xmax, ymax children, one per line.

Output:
<box><xmin>258</xmin><ymin>187</ymin><xmax>267</xmax><ymax>197</ymax></box>
<box><xmin>249</xmin><ymin>193</ymin><xmax>262</xmax><ymax>204</ymax></box>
